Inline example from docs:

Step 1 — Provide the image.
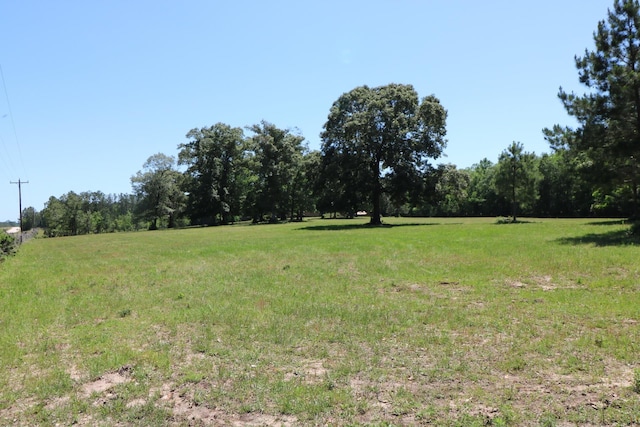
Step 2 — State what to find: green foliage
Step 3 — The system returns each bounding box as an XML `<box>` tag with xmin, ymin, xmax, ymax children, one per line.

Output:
<box><xmin>177</xmin><ymin>122</ymin><xmax>317</xmax><ymax>225</ymax></box>
<box><xmin>432</xmin><ymin>164</ymin><xmax>470</xmax><ymax>216</ymax></box>
<box><xmin>320</xmin><ymin>83</ymin><xmax>447</xmax><ymax>225</ymax></box>
<box><xmin>41</xmin><ymin>191</ymin><xmax>141</xmax><ymax>236</ymax></box>
<box><xmin>131</xmin><ymin>153</ymin><xmax>185</xmax><ymax>229</ymax></box>
<box><xmin>545</xmin><ymin>0</ymin><xmax>640</xmax><ymax>217</ymax></box>
<box><xmin>245</xmin><ymin>121</ymin><xmax>308</xmax><ymax>223</ymax></box>
<box><xmin>536</xmin><ymin>150</ymin><xmax>593</xmax><ymax>216</ymax></box>
<box><xmin>0</xmin><ymin>232</ymin><xmax>16</xmax><ymax>259</ymax></box>
<box><xmin>592</xmin><ymin>186</ymin><xmax>637</xmax><ymax>217</ymax></box>
<box><xmin>461</xmin><ymin>158</ymin><xmax>507</xmax><ymax>216</ymax></box>
<box><xmin>118</xmin><ymin>308</ymin><xmax>132</xmax><ymax>318</ymax></box>
<box><xmin>20</xmin><ymin>206</ymin><xmax>40</xmax><ymax>231</ymax></box>
<box><xmin>178</xmin><ymin>123</ymin><xmax>248</xmax><ymax>225</ymax></box>
<box><xmin>539</xmin><ymin>412</ymin><xmax>558</xmax><ymax>427</ymax></box>
<box><xmin>494</xmin><ymin>141</ymin><xmax>539</xmax><ymax>221</ymax></box>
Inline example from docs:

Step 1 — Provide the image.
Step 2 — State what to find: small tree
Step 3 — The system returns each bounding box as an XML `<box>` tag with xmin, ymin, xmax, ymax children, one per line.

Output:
<box><xmin>433</xmin><ymin>164</ymin><xmax>471</xmax><ymax>216</ymax></box>
<box><xmin>465</xmin><ymin>158</ymin><xmax>502</xmax><ymax>216</ymax></box>
<box><xmin>494</xmin><ymin>142</ymin><xmax>538</xmax><ymax>222</ymax></box>
<box><xmin>131</xmin><ymin>153</ymin><xmax>185</xmax><ymax>229</ymax></box>
<box><xmin>0</xmin><ymin>232</ymin><xmax>16</xmax><ymax>260</ymax></box>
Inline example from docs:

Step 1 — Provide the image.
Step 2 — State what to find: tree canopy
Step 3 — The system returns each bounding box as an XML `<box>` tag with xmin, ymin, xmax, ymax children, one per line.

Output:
<box><xmin>545</xmin><ymin>0</ymin><xmax>640</xmax><ymax>217</ymax></box>
<box><xmin>38</xmin><ymin>4</ymin><xmax>640</xmax><ymax>239</ymax></box>
<box><xmin>321</xmin><ymin>83</ymin><xmax>447</xmax><ymax>225</ymax></box>
<box><xmin>131</xmin><ymin>153</ymin><xmax>185</xmax><ymax>229</ymax></box>
<box><xmin>494</xmin><ymin>142</ymin><xmax>538</xmax><ymax>222</ymax></box>
<box><xmin>178</xmin><ymin>124</ymin><xmax>247</xmax><ymax>225</ymax></box>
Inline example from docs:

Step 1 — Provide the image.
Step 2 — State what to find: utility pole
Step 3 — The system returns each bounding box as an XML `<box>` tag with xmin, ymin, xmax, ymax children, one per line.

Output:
<box><xmin>10</xmin><ymin>179</ymin><xmax>28</xmax><ymax>242</ymax></box>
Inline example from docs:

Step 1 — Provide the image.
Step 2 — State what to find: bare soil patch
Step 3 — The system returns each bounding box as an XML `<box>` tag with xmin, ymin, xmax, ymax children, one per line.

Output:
<box><xmin>81</xmin><ymin>365</ymin><xmax>133</xmax><ymax>398</ymax></box>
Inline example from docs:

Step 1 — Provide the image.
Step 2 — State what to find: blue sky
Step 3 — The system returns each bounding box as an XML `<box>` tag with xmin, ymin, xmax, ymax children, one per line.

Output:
<box><xmin>0</xmin><ymin>0</ymin><xmax>612</xmax><ymax>222</ymax></box>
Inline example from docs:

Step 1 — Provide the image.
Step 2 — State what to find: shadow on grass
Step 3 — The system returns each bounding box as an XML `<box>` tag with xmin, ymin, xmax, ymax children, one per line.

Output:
<box><xmin>586</xmin><ymin>219</ymin><xmax>629</xmax><ymax>226</ymax></box>
<box><xmin>557</xmin><ymin>229</ymin><xmax>639</xmax><ymax>247</ymax></box>
<box><xmin>494</xmin><ymin>220</ymin><xmax>536</xmax><ymax>225</ymax></box>
<box><xmin>297</xmin><ymin>222</ymin><xmax>441</xmax><ymax>231</ymax></box>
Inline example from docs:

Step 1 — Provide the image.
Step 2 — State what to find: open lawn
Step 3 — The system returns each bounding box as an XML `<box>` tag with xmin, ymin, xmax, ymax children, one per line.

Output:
<box><xmin>0</xmin><ymin>217</ymin><xmax>639</xmax><ymax>426</ymax></box>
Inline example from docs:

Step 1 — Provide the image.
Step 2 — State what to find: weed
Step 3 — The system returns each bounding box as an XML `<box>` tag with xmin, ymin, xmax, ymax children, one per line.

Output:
<box><xmin>495</xmin><ymin>216</ymin><xmax>512</xmax><ymax>224</ymax></box>
<box><xmin>539</xmin><ymin>412</ymin><xmax>557</xmax><ymax>427</ymax></box>
<box><xmin>503</xmin><ymin>355</ymin><xmax>527</xmax><ymax>373</ymax></box>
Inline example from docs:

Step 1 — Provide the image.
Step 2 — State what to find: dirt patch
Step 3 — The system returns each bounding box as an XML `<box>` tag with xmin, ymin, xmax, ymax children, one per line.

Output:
<box><xmin>508</xmin><ymin>280</ymin><xmax>528</xmax><ymax>288</ymax></box>
<box><xmin>81</xmin><ymin>365</ymin><xmax>133</xmax><ymax>398</ymax></box>
<box><xmin>150</xmin><ymin>382</ymin><xmax>298</xmax><ymax>426</ymax></box>
<box><xmin>381</xmin><ymin>281</ymin><xmax>467</xmax><ymax>297</ymax></box>
<box><xmin>284</xmin><ymin>359</ymin><xmax>328</xmax><ymax>384</ymax></box>
<box><xmin>507</xmin><ymin>275</ymin><xmax>587</xmax><ymax>291</ymax></box>
<box><xmin>233</xmin><ymin>413</ymin><xmax>297</xmax><ymax>426</ymax></box>
<box><xmin>44</xmin><ymin>395</ymin><xmax>71</xmax><ymax>411</ymax></box>
<box><xmin>496</xmin><ymin>359</ymin><xmax>636</xmax><ymax>416</ymax></box>
<box><xmin>535</xmin><ymin>275</ymin><xmax>559</xmax><ymax>291</ymax></box>
<box><xmin>67</xmin><ymin>364</ymin><xmax>82</xmax><ymax>382</ymax></box>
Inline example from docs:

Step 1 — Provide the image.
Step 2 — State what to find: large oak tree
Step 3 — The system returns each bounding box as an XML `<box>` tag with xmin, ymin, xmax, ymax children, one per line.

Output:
<box><xmin>245</xmin><ymin>121</ymin><xmax>306</xmax><ymax>223</ymax></box>
<box><xmin>321</xmin><ymin>83</ymin><xmax>447</xmax><ymax>225</ymax></box>
<box><xmin>178</xmin><ymin>124</ymin><xmax>247</xmax><ymax>225</ymax></box>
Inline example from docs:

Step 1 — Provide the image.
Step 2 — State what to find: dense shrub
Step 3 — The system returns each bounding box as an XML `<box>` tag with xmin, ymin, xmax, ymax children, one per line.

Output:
<box><xmin>0</xmin><ymin>233</ymin><xmax>16</xmax><ymax>260</ymax></box>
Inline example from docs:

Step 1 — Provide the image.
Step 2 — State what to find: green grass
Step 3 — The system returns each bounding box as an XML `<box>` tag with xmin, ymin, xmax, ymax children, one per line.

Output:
<box><xmin>0</xmin><ymin>217</ymin><xmax>639</xmax><ymax>425</ymax></box>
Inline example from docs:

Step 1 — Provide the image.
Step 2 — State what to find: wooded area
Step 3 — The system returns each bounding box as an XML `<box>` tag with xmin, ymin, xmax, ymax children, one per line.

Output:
<box><xmin>18</xmin><ymin>0</ymin><xmax>640</xmax><ymax>236</ymax></box>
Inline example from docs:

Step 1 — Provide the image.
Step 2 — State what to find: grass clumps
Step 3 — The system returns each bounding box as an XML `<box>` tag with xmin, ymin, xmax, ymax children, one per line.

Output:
<box><xmin>0</xmin><ymin>217</ymin><xmax>639</xmax><ymax>425</ymax></box>
<box><xmin>634</xmin><ymin>369</ymin><xmax>640</xmax><ymax>394</ymax></box>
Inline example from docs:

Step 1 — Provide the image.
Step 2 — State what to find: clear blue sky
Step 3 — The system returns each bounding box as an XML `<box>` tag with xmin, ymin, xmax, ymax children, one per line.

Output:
<box><xmin>0</xmin><ymin>0</ymin><xmax>612</xmax><ymax>222</ymax></box>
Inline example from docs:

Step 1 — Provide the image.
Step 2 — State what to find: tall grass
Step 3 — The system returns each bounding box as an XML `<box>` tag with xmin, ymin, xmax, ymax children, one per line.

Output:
<box><xmin>0</xmin><ymin>217</ymin><xmax>638</xmax><ymax>425</ymax></box>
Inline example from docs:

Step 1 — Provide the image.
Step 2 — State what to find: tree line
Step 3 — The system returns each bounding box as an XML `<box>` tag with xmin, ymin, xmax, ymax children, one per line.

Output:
<box><xmin>29</xmin><ymin>136</ymin><xmax>630</xmax><ymax>237</ymax></box>
<box><xmin>22</xmin><ymin>0</ymin><xmax>640</xmax><ymax>235</ymax></box>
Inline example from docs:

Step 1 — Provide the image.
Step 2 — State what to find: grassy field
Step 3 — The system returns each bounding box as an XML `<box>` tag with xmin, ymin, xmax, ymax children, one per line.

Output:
<box><xmin>0</xmin><ymin>217</ymin><xmax>639</xmax><ymax>426</ymax></box>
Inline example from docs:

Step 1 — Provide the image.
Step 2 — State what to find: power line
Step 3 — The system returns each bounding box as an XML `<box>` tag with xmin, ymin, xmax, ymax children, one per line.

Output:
<box><xmin>0</xmin><ymin>132</ymin><xmax>16</xmax><ymax>180</ymax></box>
<box><xmin>0</xmin><ymin>64</ymin><xmax>28</xmax><ymax>180</ymax></box>
<box><xmin>0</xmin><ymin>103</ymin><xmax>18</xmax><ymax>180</ymax></box>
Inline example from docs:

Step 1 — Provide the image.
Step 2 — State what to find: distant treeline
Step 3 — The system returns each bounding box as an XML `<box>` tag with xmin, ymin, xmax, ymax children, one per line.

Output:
<box><xmin>18</xmin><ymin>2</ymin><xmax>640</xmax><ymax>236</ymax></box>
<box><xmin>26</xmin><ymin>131</ymin><xmax>631</xmax><ymax>238</ymax></box>
<box><xmin>33</xmin><ymin>193</ymin><xmax>141</xmax><ymax>237</ymax></box>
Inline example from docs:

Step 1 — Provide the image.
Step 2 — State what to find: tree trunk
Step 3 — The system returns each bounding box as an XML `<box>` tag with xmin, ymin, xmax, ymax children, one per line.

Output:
<box><xmin>511</xmin><ymin>164</ymin><xmax>517</xmax><ymax>222</ymax></box>
<box><xmin>371</xmin><ymin>192</ymin><xmax>381</xmax><ymax>225</ymax></box>
<box><xmin>632</xmin><ymin>177</ymin><xmax>639</xmax><ymax>219</ymax></box>
<box><xmin>370</xmin><ymin>160</ymin><xmax>382</xmax><ymax>225</ymax></box>
<box><xmin>290</xmin><ymin>198</ymin><xmax>295</xmax><ymax>222</ymax></box>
